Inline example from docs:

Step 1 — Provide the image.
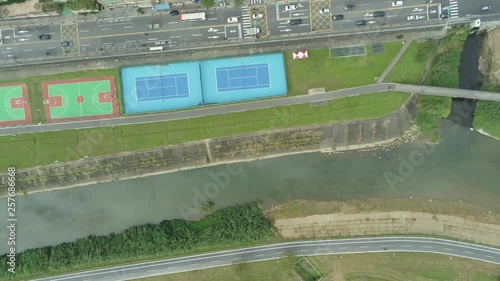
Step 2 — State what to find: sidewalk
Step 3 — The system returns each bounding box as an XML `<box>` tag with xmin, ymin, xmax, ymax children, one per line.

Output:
<box><xmin>377</xmin><ymin>40</ymin><xmax>411</xmax><ymax>83</ymax></box>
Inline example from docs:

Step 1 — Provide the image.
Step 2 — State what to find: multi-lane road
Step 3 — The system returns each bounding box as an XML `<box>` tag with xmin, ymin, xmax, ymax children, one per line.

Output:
<box><xmin>0</xmin><ymin>0</ymin><xmax>497</xmax><ymax>63</ymax></box>
<box><xmin>31</xmin><ymin>237</ymin><xmax>500</xmax><ymax>281</ymax></box>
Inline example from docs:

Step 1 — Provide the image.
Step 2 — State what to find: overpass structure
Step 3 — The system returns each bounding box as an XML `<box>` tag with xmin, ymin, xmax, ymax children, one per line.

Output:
<box><xmin>1</xmin><ymin>83</ymin><xmax>498</xmax><ymax>136</ymax></box>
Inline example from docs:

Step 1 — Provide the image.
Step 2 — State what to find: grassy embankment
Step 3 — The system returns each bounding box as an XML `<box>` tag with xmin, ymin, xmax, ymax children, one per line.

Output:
<box><xmin>0</xmin><ymin>42</ymin><xmax>409</xmax><ymax>170</ymax></box>
<box><xmin>473</xmin><ymin>30</ymin><xmax>500</xmax><ymax>139</ymax></box>
<box><xmin>386</xmin><ymin>27</ymin><xmax>469</xmax><ymax>141</ymax></box>
<box><xmin>137</xmin><ymin>253</ymin><xmax>500</xmax><ymax>281</ymax></box>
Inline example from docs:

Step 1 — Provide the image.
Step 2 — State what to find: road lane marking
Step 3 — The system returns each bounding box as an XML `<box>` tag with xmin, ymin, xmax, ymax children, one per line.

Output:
<box><xmin>168</xmin><ymin>22</ymin><xmax>179</xmax><ymax>24</ymax></box>
<box><xmin>147</xmin><ymin>270</ymin><xmax>156</xmax><ymax>272</ymax></box>
<box><xmin>101</xmin><ymin>28</ymin><xmax>111</xmax><ymax>30</ymax></box>
<box><xmin>124</xmin><ymin>26</ymin><xmax>134</xmax><ymax>29</ymax></box>
<box><xmin>444</xmin><ymin>248</ymin><xmax>454</xmax><ymax>251</ymax></box>
<box><xmin>125</xmin><ymin>40</ymin><xmax>135</xmax><ymax>43</ymax></box>
<box><xmin>254</xmin><ymin>254</ymin><xmax>264</xmax><ymax>257</ymax></box>
<box><xmin>360</xmin><ymin>246</ymin><xmax>369</xmax><ymax>249</ymax></box>
<box><xmin>217</xmin><ymin>31</ymin><xmax>226</xmax><ymax>34</ymax></box>
<box><xmin>80</xmin><ymin>30</ymin><xmax>89</xmax><ymax>32</ymax></box>
<box><xmin>298</xmin><ymin>249</ymin><xmax>307</xmax><ymax>252</ymax></box>
<box><xmin>485</xmin><ymin>255</ymin><xmax>495</xmax><ymax>259</ymax></box>
<box><xmin>148</xmin><ymin>38</ymin><xmax>158</xmax><ymax>40</ymax></box>
<box><xmin>298</xmin><ymin>24</ymin><xmax>309</xmax><ymax>26</ymax></box>
<box><xmin>422</xmin><ymin>245</ymin><xmax>432</xmax><ymax>248</ymax></box>
<box><xmin>208</xmin><ymin>18</ymin><xmax>218</xmax><ymax>20</ymax></box>
<box><xmin>192</xmin><ymin>263</ymin><xmax>198</xmax><ymax>266</ymax></box>
<box><xmin>276</xmin><ymin>251</ymin><xmax>285</xmax><ymax>254</ymax></box>
<box><xmin>80</xmin><ymin>44</ymin><xmax>90</xmax><ymax>47</ymax></box>
<box><xmin>170</xmin><ymin>36</ymin><xmax>180</xmax><ymax>38</ymax></box>
<box><xmin>387</xmin><ymin>15</ymin><xmax>397</xmax><ymax>17</ymax></box>
<box><xmin>401</xmin><ymin>245</ymin><xmax>411</xmax><ymax>247</ymax></box>
<box><xmin>464</xmin><ymin>251</ymin><xmax>474</xmax><ymax>255</ymax></box>
<box><xmin>46</xmin><ymin>47</ymin><xmax>56</xmax><ymax>49</ymax></box>
<box><xmin>339</xmin><ymin>247</ymin><xmax>348</xmax><ymax>250</ymax></box>
<box><xmin>192</xmin><ymin>34</ymin><xmax>202</xmax><ymax>36</ymax></box>
<box><xmin>210</xmin><ymin>260</ymin><xmax>220</xmax><ymax>263</ymax></box>
<box><xmin>23</xmin><ymin>49</ymin><xmax>33</xmax><ymax>52</ymax></box>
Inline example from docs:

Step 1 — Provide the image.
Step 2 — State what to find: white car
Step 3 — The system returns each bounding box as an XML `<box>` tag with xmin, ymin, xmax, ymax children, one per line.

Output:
<box><xmin>392</xmin><ymin>1</ymin><xmax>403</xmax><ymax>7</ymax></box>
<box><xmin>406</xmin><ymin>15</ymin><xmax>419</xmax><ymax>20</ymax></box>
<box><xmin>319</xmin><ymin>8</ymin><xmax>330</xmax><ymax>14</ymax></box>
<box><xmin>285</xmin><ymin>4</ymin><xmax>297</xmax><ymax>11</ymax></box>
<box><xmin>227</xmin><ymin>16</ymin><xmax>239</xmax><ymax>23</ymax></box>
<box><xmin>252</xmin><ymin>14</ymin><xmax>263</xmax><ymax>19</ymax></box>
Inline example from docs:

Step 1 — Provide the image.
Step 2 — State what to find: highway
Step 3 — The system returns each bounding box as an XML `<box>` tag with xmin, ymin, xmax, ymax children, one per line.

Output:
<box><xmin>31</xmin><ymin>237</ymin><xmax>500</xmax><ymax>281</ymax></box>
<box><xmin>0</xmin><ymin>0</ymin><xmax>497</xmax><ymax>62</ymax></box>
<box><xmin>1</xmin><ymin>83</ymin><xmax>499</xmax><ymax>136</ymax></box>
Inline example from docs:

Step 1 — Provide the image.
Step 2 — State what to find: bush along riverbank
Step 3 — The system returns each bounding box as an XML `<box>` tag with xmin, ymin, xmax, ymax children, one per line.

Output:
<box><xmin>0</xmin><ymin>202</ymin><xmax>276</xmax><ymax>280</ymax></box>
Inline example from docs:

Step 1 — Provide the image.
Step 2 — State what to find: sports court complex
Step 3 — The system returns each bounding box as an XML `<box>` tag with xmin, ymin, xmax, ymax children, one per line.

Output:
<box><xmin>42</xmin><ymin>77</ymin><xmax>119</xmax><ymax>122</ymax></box>
<box><xmin>120</xmin><ymin>53</ymin><xmax>287</xmax><ymax>114</ymax></box>
<box><xmin>0</xmin><ymin>84</ymin><xmax>31</xmax><ymax>126</ymax></box>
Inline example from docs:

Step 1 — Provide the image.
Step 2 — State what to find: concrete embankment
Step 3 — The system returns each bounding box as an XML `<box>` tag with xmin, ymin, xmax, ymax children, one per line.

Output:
<box><xmin>0</xmin><ymin>96</ymin><xmax>417</xmax><ymax>196</ymax></box>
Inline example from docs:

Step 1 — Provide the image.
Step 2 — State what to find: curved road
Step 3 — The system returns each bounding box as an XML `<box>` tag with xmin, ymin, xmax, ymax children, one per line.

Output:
<box><xmin>2</xmin><ymin>83</ymin><xmax>500</xmax><ymax>136</ymax></box>
<box><xmin>32</xmin><ymin>237</ymin><xmax>500</xmax><ymax>281</ymax></box>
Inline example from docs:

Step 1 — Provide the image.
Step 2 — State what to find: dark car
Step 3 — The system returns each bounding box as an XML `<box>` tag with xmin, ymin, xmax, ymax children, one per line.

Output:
<box><xmin>38</xmin><ymin>34</ymin><xmax>51</xmax><ymax>40</ymax></box>
<box><xmin>61</xmin><ymin>41</ymin><xmax>73</xmax><ymax>47</ymax></box>
<box><xmin>373</xmin><ymin>11</ymin><xmax>385</xmax><ymax>17</ymax></box>
<box><xmin>332</xmin><ymin>14</ymin><xmax>344</xmax><ymax>20</ymax></box>
<box><xmin>440</xmin><ymin>13</ymin><xmax>449</xmax><ymax>19</ymax></box>
<box><xmin>355</xmin><ymin>20</ymin><xmax>367</xmax><ymax>26</ymax></box>
<box><xmin>290</xmin><ymin>19</ymin><xmax>303</xmax><ymax>25</ymax></box>
<box><xmin>344</xmin><ymin>4</ymin><xmax>355</xmax><ymax>11</ymax></box>
<box><xmin>170</xmin><ymin>10</ymin><xmax>179</xmax><ymax>15</ymax></box>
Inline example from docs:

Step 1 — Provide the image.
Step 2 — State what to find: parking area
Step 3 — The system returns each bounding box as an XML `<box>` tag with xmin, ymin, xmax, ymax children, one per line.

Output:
<box><xmin>249</xmin><ymin>5</ymin><xmax>269</xmax><ymax>37</ymax></box>
<box><xmin>60</xmin><ymin>23</ymin><xmax>80</xmax><ymax>54</ymax></box>
<box><xmin>309</xmin><ymin>0</ymin><xmax>332</xmax><ymax>32</ymax></box>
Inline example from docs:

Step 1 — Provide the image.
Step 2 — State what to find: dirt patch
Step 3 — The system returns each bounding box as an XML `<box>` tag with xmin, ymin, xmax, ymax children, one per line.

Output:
<box><xmin>267</xmin><ymin>198</ymin><xmax>500</xmax><ymax>247</ymax></box>
<box><xmin>480</xmin><ymin>27</ymin><xmax>500</xmax><ymax>84</ymax></box>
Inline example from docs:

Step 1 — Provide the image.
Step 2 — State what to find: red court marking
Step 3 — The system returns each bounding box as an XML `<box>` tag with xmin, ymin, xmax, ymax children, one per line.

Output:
<box><xmin>76</xmin><ymin>95</ymin><xmax>85</xmax><ymax>104</ymax></box>
<box><xmin>50</xmin><ymin>96</ymin><xmax>63</xmax><ymax>107</ymax></box>
<box><xmin>10</xmin><ymin>98</ymin><xmax>24</xmax><ymax>109</ymax></box>
<box><xmin>42</xmin><ymin>76</ymin><xmax>119</xmax><ymax>123</ymax></box>
<box><xmin>98</xmin><ymin>91</ymin><xmax>112</xmax><ymax>103</ymax></box>
<box><xmin>0</xmin><ymin>83</ymin><xmax>31</xmax><ymax>127</ymax></box>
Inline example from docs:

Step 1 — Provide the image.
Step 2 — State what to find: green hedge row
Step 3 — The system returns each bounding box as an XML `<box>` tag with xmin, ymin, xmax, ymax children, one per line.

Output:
<box><xmin>0</xmin><ymin>202</ymin><xmax>275</xmax><ymax>280</ymax></box>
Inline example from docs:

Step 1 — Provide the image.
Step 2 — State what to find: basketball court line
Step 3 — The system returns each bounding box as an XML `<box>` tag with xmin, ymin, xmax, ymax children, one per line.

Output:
<box><xmin>2</xmin><ymin>87</ymin><xmax>24</xmax><ymax>120</ymax></box>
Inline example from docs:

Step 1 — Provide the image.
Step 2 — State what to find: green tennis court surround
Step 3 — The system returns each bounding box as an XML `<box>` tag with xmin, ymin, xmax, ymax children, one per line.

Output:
<box><xmin>42</xmin><ymin>77</ymin><xmax>119</xmax><ymax>123</ymax></box>
<box><xmin>0</xmin><ymin>84</ymin><xmax>31</xmax><ymax>126</ymax></box>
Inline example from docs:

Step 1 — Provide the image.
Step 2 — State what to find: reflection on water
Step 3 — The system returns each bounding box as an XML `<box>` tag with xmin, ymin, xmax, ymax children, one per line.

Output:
<box><xmin>1</xmin><ymin>120</ymin><xmax>499</xmax><ymax>254</ymax></box>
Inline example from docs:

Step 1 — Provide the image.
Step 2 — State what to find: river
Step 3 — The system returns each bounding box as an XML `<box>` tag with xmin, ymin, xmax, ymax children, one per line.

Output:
<box><xmin>1</xmin><ymin>119</ymin><xmax>500</xmax><ymax>254</ymax></box>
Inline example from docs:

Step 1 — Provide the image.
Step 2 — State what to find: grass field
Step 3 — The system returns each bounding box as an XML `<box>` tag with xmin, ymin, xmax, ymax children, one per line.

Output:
<box><xmin>136</xmin><ymin>253</ymin><xmax>500</xmax><ymax>281</ymax></box>
<box><xmin>0</xmin><ymin>91</ymin><xmax>410</xmax><ymax>169</ymax></box>
<box><xmin>384</xmin><ymin>40</ymin><xmax>437</xmax><ymax>84</ymax></box>
<box><xmin>285</xmin><ymin>42</ymin><xmax>404</xmax><ymax>95</ymax></box>
<box><xmin>0</xmin><ymin>69</ymin><xmax>122</xmax><ymax>124</ymax></box>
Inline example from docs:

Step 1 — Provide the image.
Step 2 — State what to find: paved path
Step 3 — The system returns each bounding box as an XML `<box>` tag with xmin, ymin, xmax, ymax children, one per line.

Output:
<box><xmin>377</xmin><ymin>41</ymin><xmax>411</xmax><ymax>83</ymax></box>
<box><xmin>2</xmin><ymin>83</ymin><xmax>499</xmax><ymax>136</ymax></box>
<box><xmin>31</xmin><ymin>237</ymin><xmax>500</xmax><ymax>281</ymax></box>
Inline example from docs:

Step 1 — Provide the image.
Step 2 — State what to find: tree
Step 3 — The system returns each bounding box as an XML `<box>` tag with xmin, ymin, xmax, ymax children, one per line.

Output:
<box><xmin>234</xmin><ymin>0</ymin><xmax>244</xmax><ymax>7</ymax></box>
<box><xmin>200</xmin><ymin>201</ymin><xmax>215</xmax><ymax>213</ymax></box>
<box><xmin>201</xmin><ymin>0</ymin><xmax>215</xmax><ymax>9</ymax></box>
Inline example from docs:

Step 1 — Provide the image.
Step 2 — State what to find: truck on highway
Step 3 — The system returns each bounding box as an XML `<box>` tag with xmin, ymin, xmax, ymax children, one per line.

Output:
<box><xmin>147</xmin><ymin>23</ymin><xmax>160</xmax><ymax>30</ymax></box>
<box><xmin>244</xmin><ymin>28</ymin><xmax>260</xmax><ymax>36</ymax></box>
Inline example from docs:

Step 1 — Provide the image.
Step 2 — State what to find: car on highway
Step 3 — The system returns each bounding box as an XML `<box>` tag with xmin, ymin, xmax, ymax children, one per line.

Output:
<box><xmin>406</xmin><ymin>15</ymin><xmax>420</xmax><ymax>21</ymax></box>
<box><xmin>38</xmin><ymin>34</ymin><xmax>51</xmax><ymax>40</ymax></box>
<box><xmin>344</xmin><ymin>4</ymin><xmax>355</xmax><ymax>11</ymax></box>
<box><xmin>227</xmin><ymin>16</ymin><xmax>239</xmax><ymax>23</ymax></box>
<box><xmin>170</xmin><ymin>10</ymin><xmax>179</xmax><ymax>15</ymax></box>
<box><xmin>356</xmin><ymin>20</ymin><xmax>367</xmax><ymax>26</ymax></box>
<box><xmin>373</xmin><ymin>11</ymin><xmax>385</xmax><ymax>17</ymax></box>
<box><xmin>332</xmin><ymin>14</ymin><xmax>344</xmax><ymax>20</ymax></box>
<box><xmin>480</xmin><ymin>5</ymin><xmax>491</xmax><ymax>12</ymax></box>
<box><xmin>252</xmin><ymin>14</ymin><xmax>263</xmax><ymax>19</ymax></box>
<box><xmin>392</xmin><ymin>1</ymin><xmax>403</xmax><ymax>7</ymax></box>
<box><xmin>285</xmin><ymin>4</ymin><xmax>297</xmax><ymax>11</ymax></box>
<box><xmin>61</xmin><ymin>41</ymin><xmax>73</xmax><ymax>47</ymax></box>
<box><xmin>289</xmin><ymin>19</ymin><xmax>303</xmax><ymax>25</ymax></box>
<box><xmin>319</xmin><ymin>8</ymin><xmax>330</xmax><ymax>14</ymax></box>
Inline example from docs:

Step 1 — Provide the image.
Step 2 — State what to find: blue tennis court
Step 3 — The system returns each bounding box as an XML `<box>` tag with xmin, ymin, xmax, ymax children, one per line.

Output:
<box><xmin>201</xmin><ymin>53</ymin><xmax>287</xmax><ymax>104</ymax></box>
<box><xmin>121</xmin><ymin>62</ymin><xmax>203</xmax><ymax>114</ymax></box>
<box><xmin>215</xmin><ymin>63</ymin><xmax>270</xmax><ymax>92</ymax></box>
<box><xmin>135</xmin><ymin>74</ymin><xmax>190</xmax><ymax>102</ymax></box>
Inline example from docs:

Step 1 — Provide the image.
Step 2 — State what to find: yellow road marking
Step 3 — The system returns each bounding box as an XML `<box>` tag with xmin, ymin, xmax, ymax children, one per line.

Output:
<box><xmin>80</xmin><ymin>23</ymin><xmax>239</xmax><ymax>40</ymax></box>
